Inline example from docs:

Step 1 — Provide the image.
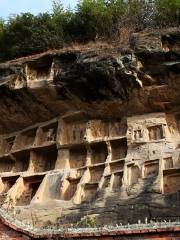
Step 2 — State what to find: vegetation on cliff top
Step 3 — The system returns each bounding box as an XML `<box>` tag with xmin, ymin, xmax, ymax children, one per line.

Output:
<box><xmin>0</xmin><ymin>0</ymin><xmax>179</xmax><ymax>62</ymax></box>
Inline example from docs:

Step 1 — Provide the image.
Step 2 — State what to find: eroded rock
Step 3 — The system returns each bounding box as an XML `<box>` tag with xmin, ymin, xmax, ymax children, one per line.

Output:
<box><xmin>0</xmin><ymin>28</ymin><xmax>179</xmax><ymax>229</ymax></box>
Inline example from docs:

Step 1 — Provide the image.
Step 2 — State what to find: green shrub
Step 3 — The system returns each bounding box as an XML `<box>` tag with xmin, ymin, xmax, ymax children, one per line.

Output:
<box><xmin>0</xmin><ymin>0</ymin><xmax>179</xmax><ymax>62</ymax></box>
<box><xmin>154</xmin><ymin>0</ymin><xmax>180</xmax><ymax>27</ymax></box>
<box><xmin>76</xmin><ymin>215</ymin><xmax>97</xmax><ymax>228</ymax></box>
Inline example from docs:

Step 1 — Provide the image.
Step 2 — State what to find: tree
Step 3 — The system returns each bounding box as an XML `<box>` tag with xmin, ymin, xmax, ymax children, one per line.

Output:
<box><xmin>65</xmin><ymin>0</ymin><xmax>115</xmax><ymax>41</ymax></box>
<box><xmin>0</xmin><ymin>18</ymin><xmax>3</xmax><ymax>32</ymax></box>
<box><xmin>0</xmin><ymin>19</ymin><xmax>5</xmax><ymax>62</ymax></box>
<box><xmin>124</xmin><ymin>0</ymin><xmax>154</xmax><ymax>30</ymax></box>
<box><xmin>154</xmin><ymin>0</ymin><xmax>180</xmax><ymax>26</ymax></box>
<box><xmin>0</xmin><ymin>0</ymin><xmax>179</xmax><ymax>62</ymax></box>
<box><xmin>0</xmin><ymin>12</ymin><xmax>63</xmax><ymax>61</ymax></box>
<box><xmin>52</xmin><ymin>0</ymin><xmax>73</xmax><ymax>42</ymax></box>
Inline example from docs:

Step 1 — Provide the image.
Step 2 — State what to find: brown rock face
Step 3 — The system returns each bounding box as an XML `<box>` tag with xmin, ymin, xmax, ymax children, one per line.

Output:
<box><xmin>0</xmin><ymin>28</ymin><xmax>179</xmax><ymax>231</ymax></box>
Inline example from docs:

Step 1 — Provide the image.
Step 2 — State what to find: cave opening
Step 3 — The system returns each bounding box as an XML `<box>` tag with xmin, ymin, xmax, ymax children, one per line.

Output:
<box><xmin>89</xmin><ymin>165</ymin><xmax>105</xmax><ymax>183</ymax></box>
<box><xmin>148</xmin><ymin>125</ymin><xmax>164</xmax><ymax>140</ymax></box>
<box><xmin>82</xmin><ymin>183</ymin><xmax>98</xmax><ymax>202</ymax></box>
<box><xmin>36</xmin><ymin>122</ymin><xmax>57</xmax><ymax>146</ymax></box>
<box><xmin>0</xmin><ymin>156</ymin><xmax>14</xmax><ymax>173</ymax></box>
<box><xmin>16</xmin><ymin>175</ymin><xmax>44</xmax><ymax>206</ymax></box>
<box><xmin>31</xmin><ymin>145</ymin><xmax>57</xmax><ymax>172</ymax></box>
<box><xmin>112</xmin><ymin>172</ymin><xmax>123</xmax><ymax>191</ymax></box>
<box><xmin>13</xmin><ymin>150</ymin><xmax>30</xmax><ymax>172</ymax></box>
<box><xmin>69</xmin><ymin>145</ymin><xmax>87</xmax><ymax>168</ymax></box>
<box><xmin>110</xmin><ymin>138</ymin><xmax>127</xmax><ymax>160</ymax></box>
<box><xmin>110</xmin><ymin>160</ymin><xmax>124</xmax><ymax>173</ymax></box>
<box><xmin>144</xmin><ymin>160</ymin><xmax>159</xmax><ymax>178</ymax></box>
<box><xmin>1</xmin><ymin>176</ymin><xmax>19</xmax><ymax>194</ymax></box>
<box><xmin>60</xmin><ymin>178</ymin><xmax>79</xmax><ymax>201</ymax></box>
<box><xmin>91</xmin><ymin>142</ymin><xmax>108</xmax><ymax>164</ymax></box>
<box><xmin>14</xmin><ymin>128</ymin><xmax>37</xmax><ymax>151</ymax></box>
<box><xmin>4</xmin><ymin>136</ymin><xmax>16</xmax><ymax>153</ymax></box>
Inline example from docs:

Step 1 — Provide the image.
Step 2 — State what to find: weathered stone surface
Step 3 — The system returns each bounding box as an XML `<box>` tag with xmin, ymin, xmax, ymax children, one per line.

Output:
<box><xmin>0</xmin><ymin>28</ymin><xmax>179</xmax><ymax>235</ymax></box>
<box><xmin>0</xmin><ymin>221</ymin><xmax>30</xmax><ymax>239</ymax></box>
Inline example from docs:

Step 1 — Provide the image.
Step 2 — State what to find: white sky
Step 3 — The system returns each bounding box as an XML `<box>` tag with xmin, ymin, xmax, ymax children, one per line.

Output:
<box><xmin>0</xmin><ymin>0</ymin><xmax>77</xmax><ymax>19</ymax></box>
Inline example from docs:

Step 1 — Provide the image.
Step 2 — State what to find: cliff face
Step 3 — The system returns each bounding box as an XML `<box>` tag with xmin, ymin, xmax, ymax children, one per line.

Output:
<box><xmin>0</xmin><ymin>28</ymin><xmax>179</xmax><ymax>229</ymax></box>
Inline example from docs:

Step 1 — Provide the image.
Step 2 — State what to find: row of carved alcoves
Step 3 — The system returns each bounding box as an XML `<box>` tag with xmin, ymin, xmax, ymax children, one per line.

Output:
<box><xmin>0</xmin><ymin>119</ymin><xmax>58</xmax><ymax>157</ymax></box>
<box><xmin>0</xmin><ymin>114</ymin><xmax>128</xmax><ymax>173</ymax></box>
<box><xmin>0</xmin><ymin>115</ymin><xmax>128</xmax><ymax>206</ymax></box>
<box><xmin>0</xmin><ymin>155</ymin><xmax>179</xmax><ymax>207</ymax></box>
<box><xmin>0</xmin><ymin>138</ymin><xmax>127</xmax><ymax>174</ymax></box>
<box><xmin>0</xmin><ymin>112</ymin><xmax>179</xmax><ymax>207</ymax></box>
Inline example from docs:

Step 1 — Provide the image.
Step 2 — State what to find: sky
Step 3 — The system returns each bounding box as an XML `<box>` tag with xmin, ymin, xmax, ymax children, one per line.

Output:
<box><xmin>0</xmin><ymin>0</ymin><xmax>77</xmax><ymax>19</ymax></box>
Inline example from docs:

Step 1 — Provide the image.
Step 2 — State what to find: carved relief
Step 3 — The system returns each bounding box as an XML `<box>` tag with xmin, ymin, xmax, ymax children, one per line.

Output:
<box><xmin>148</xmin><ymin>125</ymin><xmax>164</xmax><ymax>140</ymax></box>
<box><xmin>0</xmin><ymin>111</ymin><xmax>179</xmax><ymax>227</ymax></box>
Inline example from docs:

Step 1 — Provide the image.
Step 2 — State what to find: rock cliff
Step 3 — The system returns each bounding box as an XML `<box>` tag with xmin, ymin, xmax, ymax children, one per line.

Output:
<box><xmin>0</xmin><ymin>28</ymin><xmax>179</xmax><ymax>229</ymax></box>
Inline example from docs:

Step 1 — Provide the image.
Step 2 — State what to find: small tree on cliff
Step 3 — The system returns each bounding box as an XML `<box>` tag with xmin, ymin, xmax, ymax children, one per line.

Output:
<box><xmin>0</xmin><ymin>13</ymin><xmax>63</xmax><ymax>60</ymax></box>
<box><xmin>52</xmin><ymin>0</ymin><xmax>73</xmax><ymax>42</ymax></box>
<box><xmin>154</xmin><ymin>0</ymin><xmax>180</xmax><ymax>26</ymax></box>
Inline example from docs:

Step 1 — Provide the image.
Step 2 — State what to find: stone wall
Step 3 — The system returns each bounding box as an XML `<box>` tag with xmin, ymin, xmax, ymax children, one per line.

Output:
<box><xmin>0</xmin><ymin>28</ymin><xmax>179</xmax><ymax>232</ymax></box>
<box><xmin>0</xmin><ymin>111</ymin><xmax>179</xmax><ymax>227</ymax></box>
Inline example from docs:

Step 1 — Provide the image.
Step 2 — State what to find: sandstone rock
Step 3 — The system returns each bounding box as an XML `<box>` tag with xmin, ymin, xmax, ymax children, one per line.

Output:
<box><xmin>0</xmin><ymin>28</ymin><xmax>179</xmax><ymax>231</ymax></box>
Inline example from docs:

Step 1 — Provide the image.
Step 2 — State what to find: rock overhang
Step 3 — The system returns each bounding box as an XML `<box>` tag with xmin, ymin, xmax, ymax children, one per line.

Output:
<box><xmin>0</xmin><ymin>28</ymin><xmax>179</xmax><ymax>232</ymax></box>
